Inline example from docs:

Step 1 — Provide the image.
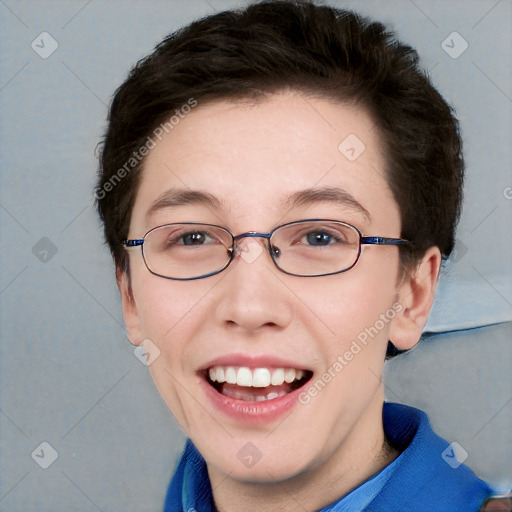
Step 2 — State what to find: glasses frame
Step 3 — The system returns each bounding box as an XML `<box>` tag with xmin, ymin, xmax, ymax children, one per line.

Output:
<box><xmin>123</xmin><ymin>219</ymin><xmax>414</xmax><ymax>280</ymax></box>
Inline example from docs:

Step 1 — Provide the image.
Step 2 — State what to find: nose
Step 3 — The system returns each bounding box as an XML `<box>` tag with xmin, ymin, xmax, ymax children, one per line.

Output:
<box><xmin>214</xmin><ymin>237</ymin><xmax>293</xmax><ymax>333</ymax></box>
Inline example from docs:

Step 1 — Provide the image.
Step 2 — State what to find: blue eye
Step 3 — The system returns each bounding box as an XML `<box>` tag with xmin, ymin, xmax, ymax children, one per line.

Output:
<box><xmin>180</xmin><ymin>231</ymin><xmax>212</xmax><ymax>245</ymax></box>
<box><xmin>306</xmin><ymin>231</ymin><xmax>333</xmax><ymax>246</ymax></box>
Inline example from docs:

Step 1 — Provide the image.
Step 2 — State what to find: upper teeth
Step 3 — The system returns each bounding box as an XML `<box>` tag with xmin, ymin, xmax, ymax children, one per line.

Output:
<box><xmin>208</xmin><ymin>366</ymin><xmax>305</xmax><ymax>388</ymax></box>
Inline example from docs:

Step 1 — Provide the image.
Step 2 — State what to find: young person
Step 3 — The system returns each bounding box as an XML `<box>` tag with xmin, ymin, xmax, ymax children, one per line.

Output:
<box><xmin>96</xmin><ymin>1</ymin><xmax>497</xmax><ymax>510</ymax></box>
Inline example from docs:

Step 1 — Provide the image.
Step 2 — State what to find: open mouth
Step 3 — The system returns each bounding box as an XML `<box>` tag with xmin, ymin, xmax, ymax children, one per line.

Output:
<box><xmin>203</xmin><ymin>366</ymin><xmax>313</xmax><ymax>402</ymax></box>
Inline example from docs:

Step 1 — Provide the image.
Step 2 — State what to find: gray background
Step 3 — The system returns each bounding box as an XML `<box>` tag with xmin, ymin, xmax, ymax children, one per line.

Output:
<box><xmin>0</xmin><ymin>0</ymin><xmax>511</xmax><ymax>510</ymax></box>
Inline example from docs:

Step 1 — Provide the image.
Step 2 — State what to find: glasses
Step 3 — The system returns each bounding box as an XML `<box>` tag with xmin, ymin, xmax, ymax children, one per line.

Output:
<box><xmin>123</xmin><ymin>219</ymin><xmax>413</xmax><ymax>280</ymax></box>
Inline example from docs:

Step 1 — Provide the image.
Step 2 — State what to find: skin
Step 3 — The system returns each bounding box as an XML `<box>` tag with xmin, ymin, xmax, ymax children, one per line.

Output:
<box><xmin>118</xmin><ymin>91</ymin><xmax>441</xmax><ymax>511</ymax></box>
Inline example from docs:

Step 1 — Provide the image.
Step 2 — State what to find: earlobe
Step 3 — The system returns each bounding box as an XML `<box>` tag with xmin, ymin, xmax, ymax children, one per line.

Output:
<box><xmin>388</xmin><ymin>246</ymin><xmax>442</xmax><ymax>350</ymax></box>
<box><xmin>117</xmin><ymin>267</ymin><xmax>143</xmax><ymax>346</ymax></box>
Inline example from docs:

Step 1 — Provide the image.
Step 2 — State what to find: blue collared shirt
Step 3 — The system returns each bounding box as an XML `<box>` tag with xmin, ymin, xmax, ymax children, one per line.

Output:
<box><xmin>164</xmin><ymin>402</ymin><xmax>493</xmax><ymax>511</ymax></box>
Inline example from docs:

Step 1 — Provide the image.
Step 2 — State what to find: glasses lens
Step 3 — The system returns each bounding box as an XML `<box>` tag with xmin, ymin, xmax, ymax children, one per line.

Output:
<box><xmin>143</xmin><ymin>224</ymin><xmax>233</xmax><ymax>279</ymax></box>
<box><xmin>271</xmin><ymin>221</ymin><xmax>360</xmax><ymax>276</ymax></box>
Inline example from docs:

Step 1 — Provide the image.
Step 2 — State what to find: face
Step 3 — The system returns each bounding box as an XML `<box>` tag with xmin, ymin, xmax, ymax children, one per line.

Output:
<box><xmin>121</xmin><ymin>92</ymin><xmax>418</xmax><ymax>487</ymax></box>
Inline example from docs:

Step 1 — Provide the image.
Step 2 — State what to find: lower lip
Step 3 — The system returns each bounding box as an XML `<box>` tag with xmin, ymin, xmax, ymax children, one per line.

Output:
<box><xmin>199</xmin><ymin>377</ymin><xmax>308</xmax><ymax>424</ymax></box>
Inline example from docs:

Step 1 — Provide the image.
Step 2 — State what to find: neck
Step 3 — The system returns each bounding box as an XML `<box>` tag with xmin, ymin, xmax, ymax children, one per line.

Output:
<box><xmin>209</xmin><ymin>391</ymin><xmax>398</xmax><ymax>512</ymax></box>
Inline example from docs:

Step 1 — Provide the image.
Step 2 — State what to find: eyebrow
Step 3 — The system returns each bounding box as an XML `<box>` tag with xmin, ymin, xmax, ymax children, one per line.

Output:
<box><xmin>146</xmin><ymin>188</ymin><xmax>223</xmax><ymax>220</ymax></box>
<box><xmin>145</xmin><ymin>185</ymin><xmax>371</xmax><ymax>223</ymax></box>
<box><xmin>283</xmin><ymin>186</ymin><xmax>371</xmax><ymax>222</ymax></box>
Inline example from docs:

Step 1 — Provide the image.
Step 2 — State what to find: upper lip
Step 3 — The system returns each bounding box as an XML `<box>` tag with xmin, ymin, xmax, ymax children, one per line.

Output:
<box><xmin>199</xmin><ymin>353</ymin><xmax>313</xmax><ymax>372</ymax></box>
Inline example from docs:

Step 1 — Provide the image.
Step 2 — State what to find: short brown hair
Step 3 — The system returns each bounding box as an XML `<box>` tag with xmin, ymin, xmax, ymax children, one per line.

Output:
<box><xmin>96</xmin><ymin>0</ymin><xmax>464</xmax><ymax>276</ymax></box>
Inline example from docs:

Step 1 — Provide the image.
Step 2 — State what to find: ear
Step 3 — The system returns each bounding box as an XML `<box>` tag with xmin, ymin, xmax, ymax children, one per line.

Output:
<box><xmin>117</xmin><ymin>267</ymin><xmax>143</xmax><ymax>346</ymax></box>
<box><xmin>388</xmin><ymin>246</ymin><xmax>442</xmax><ymax>350</ymax></box>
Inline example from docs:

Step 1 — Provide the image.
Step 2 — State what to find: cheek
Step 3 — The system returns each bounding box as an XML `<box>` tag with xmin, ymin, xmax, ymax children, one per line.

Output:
<box><xmin>136</xmin><ymin>273</ymin><xmax>206</xmax><ymax>337</ymax></box>
<box><xmin>133</xmin><ymin>272</ymin><xmax>217</xmax><ymax>383</ymax></box>
<box><xmin>301</xmin><ymin>259</ymin><xmax>399</xmax><ymax>355</ymax></box>
<box><xmin>134</xmin><ymin>276</ymin><xmax>217</xmax><ymax>432</ymax></box>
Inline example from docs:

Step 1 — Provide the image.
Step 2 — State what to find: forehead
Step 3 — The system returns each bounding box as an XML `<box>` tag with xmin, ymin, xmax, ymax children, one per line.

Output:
<box><xmin>129</xmin><ymin>92</ymin><xmax>400</xmax><ymax>233</ymax></box>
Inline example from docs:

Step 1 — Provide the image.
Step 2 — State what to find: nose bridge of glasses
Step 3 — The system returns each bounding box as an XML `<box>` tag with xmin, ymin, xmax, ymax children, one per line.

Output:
<box><xmin>233</xmin><ymin>231</ymin><xmax>272</xmax><ymax>241</ymax></box>
<box><xmin>232</xmin><ymin>231</ymin><xmax>272</xmax><ymax>256</ymax></box>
